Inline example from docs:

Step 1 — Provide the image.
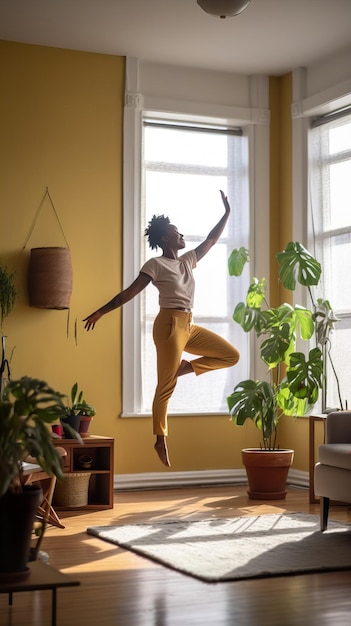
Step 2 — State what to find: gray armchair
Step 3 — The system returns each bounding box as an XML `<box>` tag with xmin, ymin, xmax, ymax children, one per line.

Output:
<box><xmin>314</xmin><ymin>411</ymin><xmax>351</xmax><ymax>531</ymax></box>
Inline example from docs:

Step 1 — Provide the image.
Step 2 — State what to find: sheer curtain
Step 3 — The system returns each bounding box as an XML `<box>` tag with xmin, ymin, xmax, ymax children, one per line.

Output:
<box><xmin>140</xmin><ymin>120</ymin><xmax>250</xmax><ymax>414</ymax></box>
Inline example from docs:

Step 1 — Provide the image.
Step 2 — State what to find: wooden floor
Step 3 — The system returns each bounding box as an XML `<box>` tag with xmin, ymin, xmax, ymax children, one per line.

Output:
<box><xmin>1</xmin><ymin>485</ymin><xmax>351</xmax><ymax>626</ymax></box>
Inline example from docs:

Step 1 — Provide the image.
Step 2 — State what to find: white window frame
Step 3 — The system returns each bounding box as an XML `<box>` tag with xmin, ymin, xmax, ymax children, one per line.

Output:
<box><xmin>122</xmin><ymin>58</ymin><xmax>270</xmax><ymax>417</ymax></box>
<box><xmin>309</xmin><ymin>110</ymin><xmax>351</xmax><ymax>411</ymax></box>
<box><xmin>292</xmin><ymin>70</ymin><xmax>351</xmax><ymax>253</ymax></box>
<box><xmin>292</xmin><ymin>68</ymin><xmax>351</xmax><ymax>412</ymax></box>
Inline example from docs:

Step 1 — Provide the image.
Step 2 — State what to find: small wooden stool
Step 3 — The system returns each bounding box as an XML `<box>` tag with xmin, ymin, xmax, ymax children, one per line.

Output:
<box><xmin>22</xmin><ymin>447</ymin><xmax>67</xmax><ymax>531</ymax></box>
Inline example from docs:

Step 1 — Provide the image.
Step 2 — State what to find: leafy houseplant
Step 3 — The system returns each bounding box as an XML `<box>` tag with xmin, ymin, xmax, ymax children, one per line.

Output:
<box><xmin>0</xmin><ymin>376</ymin><xmax>69</xmax><ymax>498</ymax></box>
<box><xmin>226</xmin><ymin>242</ymin><xmax>337</xmax><ymax>498</ymax></box>
<box><xmin>0</xmin><ymin>264</ymin><xmax>17</xmax><ymax>327</ymax></box>
<box><xmin>0</xmin><ymin>376</ymin><xmax>70</xmax><ymax>575</ymax></box>
<box><xmin>0</xmin><ymin>264</ymin><xmax>17</xmax><ymax>391</ymax></box>
<box><xmin>0</xmin><ymin>377</ymin><xmax>68</xmax><ymax>496</ymax></box>
<box><xmin>60</xmin><ymin>382</ymin><xmax>95</xmax><ymax>437</ymax></box>
<box><xmin>226</xmin><ymin>242</ymin><xmax>336</xmax><ymax>448</ymax></box>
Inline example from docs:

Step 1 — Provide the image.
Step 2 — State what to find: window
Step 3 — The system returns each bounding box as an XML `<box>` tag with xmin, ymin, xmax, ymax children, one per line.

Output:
<box><xmin>309</xmin><ymin>109</ymin><xmax>351</xmax><ymax>411</ymax></box>
<box><xmin>137</xmin><ymin>120</ymin><xmax>250</xmax><ymax>414</ymax></box>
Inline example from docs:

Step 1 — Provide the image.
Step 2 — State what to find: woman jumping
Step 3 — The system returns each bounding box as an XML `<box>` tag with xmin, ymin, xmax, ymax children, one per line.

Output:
<box><xmin>83</xmin><ymin>190</ymin><xmax>240</xmax><ymax>466</ymax></box>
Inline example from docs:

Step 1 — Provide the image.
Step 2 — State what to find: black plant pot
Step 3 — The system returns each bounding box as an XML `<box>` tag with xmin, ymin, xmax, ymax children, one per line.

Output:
<box><xmin>0</xmin><ymin>484</ymin><xmax>42</xmax><ymax>578</ymax></box>
<box><xmin>61</xmin><ymin>414</ymin><xmax>81</xmax><ymax>438</ymax></box>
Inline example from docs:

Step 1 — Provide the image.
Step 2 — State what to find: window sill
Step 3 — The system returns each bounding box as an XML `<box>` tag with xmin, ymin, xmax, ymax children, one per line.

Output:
<box><xmin>121</xmin><ymin>411</ymin><xmax>230</xmax><ymax>418</ymax></box>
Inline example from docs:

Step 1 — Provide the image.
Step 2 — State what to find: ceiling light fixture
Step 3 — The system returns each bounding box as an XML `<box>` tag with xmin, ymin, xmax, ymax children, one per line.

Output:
<box><xmin>197</xmin><ymin>0</ymin><xmax>251</xmax><ymax>19</ymax></box>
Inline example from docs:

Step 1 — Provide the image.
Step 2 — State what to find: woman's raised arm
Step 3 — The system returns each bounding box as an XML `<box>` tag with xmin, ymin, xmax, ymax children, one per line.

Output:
<box><xmin>194</xmin><ymin>190</ymin><xmax>231</xmax><ymax>262</ymax></box>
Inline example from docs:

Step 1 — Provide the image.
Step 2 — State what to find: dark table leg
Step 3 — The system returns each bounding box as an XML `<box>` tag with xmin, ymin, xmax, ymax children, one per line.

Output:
<box><xmin>52</xmin><ymin>587</ymin><xmax>57</xmax><ymax>626</ymax></box>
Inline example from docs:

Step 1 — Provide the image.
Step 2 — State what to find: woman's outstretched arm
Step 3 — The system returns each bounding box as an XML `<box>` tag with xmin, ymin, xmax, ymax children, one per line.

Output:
<box><xmin>195</xmin><ymin>190</ymin><xmax>231</xmax><ymax>262</ymax></box>
<box><xmin>83</xmin><ymin>271</ymin><xmax>151</xmax><ymax>330</ymax></box>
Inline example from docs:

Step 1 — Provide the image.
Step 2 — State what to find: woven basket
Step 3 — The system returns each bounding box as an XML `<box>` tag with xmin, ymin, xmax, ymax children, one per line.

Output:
<box><xmin>53</xmin><ymin>472</ymin><xmax>91</xmax><ymax>508</ymax></box>
<box><xmin>28</xmin><ymin>247</ymin><xmax>73</xmax><ymax>309</ymax></box>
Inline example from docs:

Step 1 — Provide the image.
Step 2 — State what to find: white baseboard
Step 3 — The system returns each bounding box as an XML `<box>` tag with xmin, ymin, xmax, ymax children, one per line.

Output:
<box><xmin>114</xmin><ymin>468</ymin><xmax>309</xmax><ymax>491</ymax></box>
<box><xmin>288</xmin><ymin>468</ymin><xmax>310</xmax><ymax>489</ymax></box>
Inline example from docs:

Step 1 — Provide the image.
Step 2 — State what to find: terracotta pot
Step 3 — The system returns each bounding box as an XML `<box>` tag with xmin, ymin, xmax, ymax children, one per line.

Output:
<box><xmin>78</xmin><ymin>416</ymin><xmax>93</xmax><ymax>437</ymax></box>
<box><xmin>242</xmin><ymin>448</ymin><xmax>294</xmax><ymax>500</ymax></box>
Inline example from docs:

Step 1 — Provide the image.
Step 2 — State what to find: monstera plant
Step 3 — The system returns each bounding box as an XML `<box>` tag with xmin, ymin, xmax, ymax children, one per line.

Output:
<box><xmin>227</xmin><ymin>241</ymin><xmax>338</xmax><ymax>451</ymax></box>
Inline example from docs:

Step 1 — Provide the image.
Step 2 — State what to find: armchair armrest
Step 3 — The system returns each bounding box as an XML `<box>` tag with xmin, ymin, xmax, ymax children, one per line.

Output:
<box><xmin>326</xmin><ymin>411</ymin><xmax>351</xmax><ymax>444</ymax></box>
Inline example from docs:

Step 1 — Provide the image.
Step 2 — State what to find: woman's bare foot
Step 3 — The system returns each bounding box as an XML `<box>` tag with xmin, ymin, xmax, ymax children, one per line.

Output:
<box><xmin>177</xmin><ymin>359</ymin><xmax>193</xmax><ymax>377</ymax></box>
<box><xmin>154</xmin><ymin>436</ymin><xmax>171</xmax><ymax>467</ymax></box>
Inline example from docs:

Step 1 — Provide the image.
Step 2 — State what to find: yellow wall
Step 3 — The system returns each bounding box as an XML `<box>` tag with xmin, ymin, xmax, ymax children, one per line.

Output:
<box><xmin>1</xmin><ymin>41</ymin><xmax>261</xmax><ymax>476</ymax></box>
<box><xmin>1</xmin><ymin>42</ymin><xmax>312</xmax><ymax>475</ymax></box>
<box><xmin>269</xmin><ymin>74</ymin><xmax>293</xmax><ymax>308</ymax></box>
<box><xmin>0</xmin><ymin>39</ymin><xmax>126</xmax><ymax>464</ymax></box>
<box><xmin>269</xmin><ymin>73</ymin><xmax>312</xmax><ymax>470</ymax></box>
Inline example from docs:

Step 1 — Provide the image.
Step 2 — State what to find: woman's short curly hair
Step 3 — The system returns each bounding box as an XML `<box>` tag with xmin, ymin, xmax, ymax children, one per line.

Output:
<box><xmin>144</xmin><ymin>214</ymin><xmax>171</xmax><ymax>251</ymax></box>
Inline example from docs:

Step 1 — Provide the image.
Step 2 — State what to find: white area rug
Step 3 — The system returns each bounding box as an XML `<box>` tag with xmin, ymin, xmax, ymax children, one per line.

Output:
<box><xmin>87</xmin><ymin>513</ymin><xmax>351</xmax><ymax>582</ymax></box>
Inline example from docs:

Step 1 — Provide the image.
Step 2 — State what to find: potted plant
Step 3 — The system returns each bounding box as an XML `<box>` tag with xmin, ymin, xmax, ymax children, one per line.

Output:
<box><xmin>227</xmin><ymin>241</ymin><xmax>338</xmax><ymax>499</ymax></box>
<box><xmin>60</xmin><ymin>382</ymin><xmax>95</xmax><ymax>438</ymax></box>
<box><xmin>0</xmin><ymin>376</ymin><xmax>69</xmax><ymax>577</ymax></box>
<box><xmin>0</xmin><ymin>264</ymin><xmax>17</xmax><ymax>392</ymax></box>
<box><xmin>0</xmin><ymin>264</ymin><xmax>17</xmax><ymax>326</ymax></box>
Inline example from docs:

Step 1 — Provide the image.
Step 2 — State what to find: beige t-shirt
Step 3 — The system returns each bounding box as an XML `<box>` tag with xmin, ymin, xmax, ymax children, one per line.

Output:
<box><xmin>140</xmin><ymin>250</ymin><xmax>197</xmax><ymax>309</ymax></box>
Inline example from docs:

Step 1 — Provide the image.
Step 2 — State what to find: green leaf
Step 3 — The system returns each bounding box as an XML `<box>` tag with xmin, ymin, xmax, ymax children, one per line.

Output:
<box><xmin>234</xmin><ymin>302</ymin><xmax>259</xmax><ymax>332</ymax></box>
<box><xmin>246</xmin><ymin>277</ymin><xmax>266</xmax><ymax>308</ymax></box>
<box><xmin>286</xmin><ymin>348</ymin><xmax>323</xmax><ymax>404</ymax></box>
<box><xmin>228</xmin><ymin>247</ymin><xmax>249</xmax><ymax>276</ymax></box>
<box><xmin>71</xmin><ymin>382</ymin><xmax>78</xmax><ymax>405</ymax></box>
<box><xmin>276</xmin><ymin>383</ymin><xmax>309</xmax><ymax>416</ymax></box>
<box><xmin>227</xmin><ymin>380</ymin><xmax>274</xmax><ymax>424</ymax></box>
<box><xmin>276</xmin><ymin>241</ymin><xmax>321</xmax><ymax>290</ymax></box>
<box><xmin>294</xmin><ymin>306</ymin><xmax>314</xmax><ymax>340</ymax></box>
<box><xmin>233</xmin><ymin>278</ymin><xmax>267</xmax><ymax>333</ymax></box>
<box><xmin>313</xmin><ymin>298</ymin><xmax>338</xmax><ymax>345</ymax></box>
<box><xmin>260</xmin><ymin>323</ymin><xmax>291</xmax><ymax>367</ymax></box>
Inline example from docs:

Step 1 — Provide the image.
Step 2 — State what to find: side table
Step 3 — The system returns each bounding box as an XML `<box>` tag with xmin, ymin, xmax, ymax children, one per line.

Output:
<box><xmin>309</xmin><ymin>412</ymin><xmax>348</xmax><ymax>506</ymax></box>
<box><xmin>309</xmin><ymin>414</ymin><xmax>326</xmax><ymax>504</ymax></box>
<box><xmin>0</xmin><ymin>560</ymin><xmax>80</xmax><ymax>626</ymax></box>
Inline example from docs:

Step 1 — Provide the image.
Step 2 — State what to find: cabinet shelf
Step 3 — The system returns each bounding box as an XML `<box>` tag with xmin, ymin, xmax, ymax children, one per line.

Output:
<box><xmin>53</xmin><ymin>435</ymin><xmax>114</xmax><ymax>510</ymax></box>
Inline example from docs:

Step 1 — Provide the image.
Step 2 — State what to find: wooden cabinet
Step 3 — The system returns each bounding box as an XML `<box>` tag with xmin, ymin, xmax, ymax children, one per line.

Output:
<box><xmin>53</xmin><ymin>435</ymin><xmax>114</xmax><ymax>509</ymax></box>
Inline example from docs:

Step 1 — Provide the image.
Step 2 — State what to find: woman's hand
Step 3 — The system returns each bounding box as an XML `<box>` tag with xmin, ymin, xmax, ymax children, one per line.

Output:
<box><xmin>83</xmin><ymin>310</ymin><xmax>102</xmax><ymax>331</ymax></box>
<box><xmin>220</xmin><ymin>189</ymin><xmax>230</xmax><ymax>215</ymax></box>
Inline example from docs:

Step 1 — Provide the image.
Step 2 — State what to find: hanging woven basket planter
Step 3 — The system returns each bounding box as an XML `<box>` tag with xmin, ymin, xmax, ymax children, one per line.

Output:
<box><xmin>28</xmin><ymin>246</ymin><xmax>73</xmax><ymax>310</ymax></box>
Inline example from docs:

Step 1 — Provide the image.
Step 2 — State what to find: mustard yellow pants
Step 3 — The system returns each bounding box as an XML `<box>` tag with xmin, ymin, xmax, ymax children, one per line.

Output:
<box><xmin>152</xmin><ymin>308</ymin><xmax>240</xmax><ymax>436</ymax></box>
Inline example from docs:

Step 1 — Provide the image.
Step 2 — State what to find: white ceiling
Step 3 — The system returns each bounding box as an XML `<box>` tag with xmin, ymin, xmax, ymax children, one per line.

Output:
<box><xmin>1</xmin><ymin>0</ymin><xmax>351</xmax><ymax>76</ymax></box>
